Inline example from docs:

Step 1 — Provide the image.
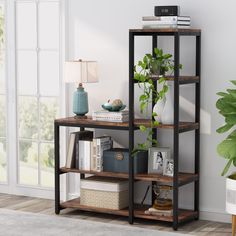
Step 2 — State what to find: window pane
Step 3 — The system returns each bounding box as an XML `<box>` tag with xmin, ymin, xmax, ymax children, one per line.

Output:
<box><xmin>39</xmin><ymin>51</ymin><xmax>59</xmax><ymax>96</ymax></box>
<box><xmin>17</xmin><ymin>51</ymin><xmax>37</xmax><ymax>95</ymax></box>
<box><xmin>0</xmin><ymin>95</ymin><xmax>6</xmax><ymax>137</ymax></box>
<box><xmin>38</xmin><ymin>2</ymin><xmax>59</xmax><ymax>49</ymax></box>
<box><xmin>40</xmin><ymin>97</ymin><xmax>59</xmax><ymax>141</ymax></box>
<box><xmin>40</xmin><ymin>142</ymin><xmax>54</xmax><ymax>187</ymax></box>
<box><xmin>0</xmin><ymin>4</ymin><xmax>5</xmax><ymax>94</ymax></box>
<box><xmin>18</xmin><ymin>96</ymin><xmax>38</xmax><ymax>139</ymax></box>
<box><xmin>0</xmin><ymin>138</ymin><xmax>7</xmax><ymax>182</ymax></box>
<box><xmin>0</xmin><ymin>50</ymin><xmax>5</xmax><ymax>94</ymax></box>
<box><xmin>16</xmin><ymin>2</ymin><xmax>37</xmax><ymax>49</ymax></box>
<box><xmin>19</xmin><ymin>140</ymin><xmax>38</xmax><ymax>185</ymax></box>
<box><xmin>0</xmin><ymin>3</ymin><xmax>5</xmax><ymax>50</ymax></box>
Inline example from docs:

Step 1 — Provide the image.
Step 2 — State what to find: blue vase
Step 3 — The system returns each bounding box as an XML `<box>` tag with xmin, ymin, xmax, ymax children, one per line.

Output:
<box><xmin>73</xmin><ymin>85</ymin><xmax>88</xmax><ymax>116</ymax></box>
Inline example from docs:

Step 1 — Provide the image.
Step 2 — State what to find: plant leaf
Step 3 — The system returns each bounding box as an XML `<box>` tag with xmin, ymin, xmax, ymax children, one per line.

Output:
<box><xmin>231</xmin><ymin>80</ymin><xmax>236</xmax><ymax>86</ymax></box>
<box><xmin>217</xmin><ymin>92</ymin><xmax>228</xmax><ymax>97</ymax></box>
<box><xmin>139</xmin><ymin>125</ymin><xmax>147</xmax><ymax>132</ymax></box>
<box><xmin>221</xmin><ymin>158</ymin><xmax>233</xmax><ymax>176</ymax></box>
<box><xmin>217</xmin><ymin>138</ymin><xmax>236</xmax><ymax>160</ymax></box>
<box><xmin>216</xmin><ymin>124</ymin><xmax>234</xmax><ymax>133</ymax></box>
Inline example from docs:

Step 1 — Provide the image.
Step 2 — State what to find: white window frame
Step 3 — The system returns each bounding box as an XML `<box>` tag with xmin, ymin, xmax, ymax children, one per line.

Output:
<box><xmin>0</xmin><ymin>0</ymin><xmax>67</xmax><ymax>200</ymax></box>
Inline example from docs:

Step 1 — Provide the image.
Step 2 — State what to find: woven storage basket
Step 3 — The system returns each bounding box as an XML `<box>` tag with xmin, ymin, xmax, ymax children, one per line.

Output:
<box><xmin>80</xmin><ymin>176</ymin><xmax>128</xmax><ymax>210</ymax></box>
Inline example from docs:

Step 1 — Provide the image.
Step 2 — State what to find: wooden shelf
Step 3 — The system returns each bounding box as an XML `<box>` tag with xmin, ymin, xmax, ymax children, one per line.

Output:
<box><xmin>55</xmin><ymin>117</ymin><xmax>199</xmax><ymax>133</ymax></box>
<box><xmin>129</xmin><ymin>28</ymin><xmax>201</xmax><ymax>36</ymax></box>
<box><xmin>134</xmin><ymin>120</ymin><xmax>199</xmax><ymax>133</ymax></box>
<box><xmin>60</xmin><ymin>167</ymin><xmax>198</xmax><ymax>186</ymax></box>
<box><xmin>134</xmin><ymin>76</ymin><xmax>200</xmax><ymax>84</ymax></box>
<box><xmin>60</xmin><ymin>198</ymin><xmax>198</xmax><ymax>223</ymax></box>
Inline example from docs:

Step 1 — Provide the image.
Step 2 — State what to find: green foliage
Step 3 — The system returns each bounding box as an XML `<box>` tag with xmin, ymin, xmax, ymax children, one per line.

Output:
<box><xmin>134</xmin><ymin>48</ymin><xmax>181</xmax><ymax>151</ymax></box>
<box><xmin>216</xmin><ymin>80</ymin><xmax>236</xmax><ymax>175</ymax></box>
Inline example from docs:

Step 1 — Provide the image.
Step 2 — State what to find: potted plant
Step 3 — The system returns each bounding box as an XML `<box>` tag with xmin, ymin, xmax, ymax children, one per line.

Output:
<box><xmin>134</xmin><ymin>48</ymin><xmax>181</xmax><ymax>151</ymax></box>
<box><xmin>216</xmin><ymin>80</ymin><xmax>236</xmax><ymax>234</ymax></box>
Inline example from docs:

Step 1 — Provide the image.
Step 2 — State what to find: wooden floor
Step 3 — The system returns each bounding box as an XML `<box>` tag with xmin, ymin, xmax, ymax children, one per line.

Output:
<box><xmin>0</xmin><ymin>193</ymin><xmax>231</xmax><ymax>235</ymax></box>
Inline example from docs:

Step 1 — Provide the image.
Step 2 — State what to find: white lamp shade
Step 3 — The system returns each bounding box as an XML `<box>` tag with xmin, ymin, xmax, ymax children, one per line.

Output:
<box><xmin>64</xmin><ymin>61</ymin><xmax>98</xmax><ymax>83</ymax></box>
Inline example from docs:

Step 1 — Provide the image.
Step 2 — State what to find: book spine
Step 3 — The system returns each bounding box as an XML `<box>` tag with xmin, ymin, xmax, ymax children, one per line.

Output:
<box><xmin>79</xmin><ymin>141</ymin><xmax>84</xmax><ymax>170</ymax></box>
<box><xmin>84</xmin><ymin>141</ymin><xmax>91</xmax><ymax>171</ymax></box>
<box><xmin>96</xmin><ymin>140</ymin><xmax>112</xmax><ymax>172</ymax></box>
<box><xmin>91</xmin><ymin>140</ymin><xmax>97</xmax><ymax>171</ymax></box>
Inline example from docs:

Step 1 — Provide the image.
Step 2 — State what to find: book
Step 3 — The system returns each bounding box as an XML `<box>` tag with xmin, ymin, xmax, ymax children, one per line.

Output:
<box><xmin>92</xmin><ymin>110</ymin><xmax>129</xmax><ymax>122</ymax></box>
<box><xmin>143</xmin><ymin>24</ymin><xmax>190</xmax><ymax>29</ymax></box>
<box><xmin>142</xmin><ymin>21</ymin><xmax>190</xmax><ymax>26</ymax></box>
<box><xmin>79</xmin><ymin>140</ymin><xmax>92</xmax><ymax>170</ymax></box>
<box><xmin>144</xmin><ymin>207</ymin><xmax>173</xmax><ymax>216</ymax></box>
<box><xmin>142</xmin><ymin>16</ymin><xmax>190</xmax><ymax>22</ymax></box>
<box><xmin>91</xmin><ymin>136</ymin><xmax>112</xmax><ymax>172</ymax></box>
<box><xmin>65</xmin><ymin>131</ymin><xmax>93</xmax><ymax>168</ymax></box>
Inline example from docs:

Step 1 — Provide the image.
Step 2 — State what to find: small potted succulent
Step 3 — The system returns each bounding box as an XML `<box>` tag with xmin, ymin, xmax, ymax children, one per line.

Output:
<box><xmin>216</xmin><ymin>80</ymin><xmax>236</xmax><ymax>230</ymax></box>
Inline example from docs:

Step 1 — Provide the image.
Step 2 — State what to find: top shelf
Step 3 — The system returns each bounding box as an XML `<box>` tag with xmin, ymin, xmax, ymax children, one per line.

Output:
<box><xmin>55</xmin><ymin>117</ymin><xmax>199</xmax><ymax>133</ymax></box>
<box><xmin>129</xmin><ymin>28</ymin><xmax>201</xmax><ymax>36</ymax></box>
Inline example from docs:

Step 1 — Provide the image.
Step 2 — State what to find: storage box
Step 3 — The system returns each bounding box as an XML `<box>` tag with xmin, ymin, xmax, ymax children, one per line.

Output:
<box><xmin>103</xmin><ymin>148</ymin><xmax>148</xmax><ymax>174</ymax></box>
<box><xmin>80</xmin><ymin>176</ymin><xmax>128</xmax><ymax>210</ymax></box>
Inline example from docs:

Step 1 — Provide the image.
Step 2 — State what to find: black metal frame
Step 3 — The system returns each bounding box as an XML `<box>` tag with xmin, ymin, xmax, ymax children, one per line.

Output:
<box><xmin>54</xmin><ymin>29</ymin><xmax>201</xmax><ymax>231</ymax></box>
<box><xmin>128</xmin><ymin>30</ymin><xmax>201</xmax><ymax>230</ymax></box>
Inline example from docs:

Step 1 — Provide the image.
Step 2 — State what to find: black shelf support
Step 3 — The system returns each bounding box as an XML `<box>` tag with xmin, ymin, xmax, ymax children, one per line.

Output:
<box><xmin>173</xmin><ymin>32</ymin><xmax>180</xmax><ymax>231</ymax></box>
<box><xmin>194</xmin><ymin>33</ymin><xmax>201</xmax><ymax>218</ymax></box>
<box><xmin>128</xmin><ymin>31</ymin><xmax>135</xmax><ymax>224</ymax></box>
<box><xmin>54</xmin><ymin>122</ymin><xmax>60</xmax><ymax>214</ymax></box>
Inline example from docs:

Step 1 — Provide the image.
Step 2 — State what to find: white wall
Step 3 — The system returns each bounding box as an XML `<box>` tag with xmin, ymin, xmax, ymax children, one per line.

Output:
<box><xmin>66</xmin><ymin>0</ymin><xmax>236</xmax><ymax>223</ymax></box>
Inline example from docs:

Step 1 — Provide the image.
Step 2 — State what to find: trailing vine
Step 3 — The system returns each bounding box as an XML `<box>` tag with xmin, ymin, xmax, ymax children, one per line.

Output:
<box><xmin>133</xmin><ymin>48</ymin><xmax>182</xmax><ymax>152</ymax></box>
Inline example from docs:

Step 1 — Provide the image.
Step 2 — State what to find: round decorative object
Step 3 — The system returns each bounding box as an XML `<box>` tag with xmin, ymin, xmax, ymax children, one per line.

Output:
<box><xmin>112</xmin><ymin>99</ymin><xmax>123</xmax><ymax>107</ymax></box>
<box><xmin>226</xmin><ymin>174</ymin><xmax>236</xmax><ymax>215</ymax></box>
<box><xmin>153</xmin><ymin>97</ymin><xmax>166</xmax><ymax>123</ymax></box>
<box><xmin>102</xmin><ymin>99</ymin><xmax>126</xmax><ymax>112</ymax></box>
<box><xmin>161</xmin><ymin>81</ymin><xmax>174</xmax><ymax>125</ymax></box>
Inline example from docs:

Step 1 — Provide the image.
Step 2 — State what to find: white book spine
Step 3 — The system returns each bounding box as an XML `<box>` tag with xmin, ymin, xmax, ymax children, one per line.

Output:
<box><xmin>79</xmin><ymin>141</ymin><xmax>84</xmax><ymax>170</ymax></box>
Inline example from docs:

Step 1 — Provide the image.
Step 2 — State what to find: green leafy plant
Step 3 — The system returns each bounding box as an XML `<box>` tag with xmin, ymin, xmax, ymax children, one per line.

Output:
<box><xmin>216</xmin><ymin>80</ymin><xmax>236</xmax><ymax>176</ymax></box>
<box><xmin>133</xmin><ymin>48</ymin><xmax>182</xmax><ymax>152</ymax></box>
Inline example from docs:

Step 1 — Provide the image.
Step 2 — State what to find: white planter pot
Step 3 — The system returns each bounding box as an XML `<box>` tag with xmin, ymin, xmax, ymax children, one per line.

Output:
<box><xmin>161</xmin><ymin>81</ymin><xmax>174</xmax><ymax>125</ymax></box>
<box><xmin>226</xmin><ymin>175</ymin><xmax>236</xmax><ymax>215</ymax></box>
<box><xmin>153</xmin><ymin>97</ymin><xmax>166</xmax><ymax>123</ymax></box>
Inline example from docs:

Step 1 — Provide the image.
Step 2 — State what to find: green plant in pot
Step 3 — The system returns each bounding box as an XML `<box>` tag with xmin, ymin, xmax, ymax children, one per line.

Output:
<box><xmin>133</xmin><ymin>48</ymin><xmax>181</xmax><ymax>151</ymax></box>
<box><xmin>216</xmin><ymin>80</ymin><xmax>236</xmax><ymax>228</ymax></box>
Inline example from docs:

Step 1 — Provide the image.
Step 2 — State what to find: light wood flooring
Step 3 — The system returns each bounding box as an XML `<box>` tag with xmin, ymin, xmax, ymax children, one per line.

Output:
<box><xmin>0</xmin><ymin>193</ymin><xmax>231</xmax><ymax>235</ymax></box>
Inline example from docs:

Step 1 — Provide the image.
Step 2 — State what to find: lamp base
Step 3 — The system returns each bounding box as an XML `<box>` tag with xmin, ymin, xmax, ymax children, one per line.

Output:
<box><xmin>74</xmin><ymin>115</ymin><xmax>88</xmax><ymax>119</ymax></box>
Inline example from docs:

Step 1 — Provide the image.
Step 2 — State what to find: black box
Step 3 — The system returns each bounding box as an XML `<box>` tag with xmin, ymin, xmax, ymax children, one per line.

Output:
<box><xmin>155</xmin><ymin>6</ymin><xmax>180</xmax><ymax>16</ymax></box>
<box><xmin>103</xmin><ymin>148</ymin><xmax>148</xmax><ymax>174</ymax></box>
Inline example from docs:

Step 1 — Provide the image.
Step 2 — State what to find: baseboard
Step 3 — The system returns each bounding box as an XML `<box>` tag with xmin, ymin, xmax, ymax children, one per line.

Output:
<box><xmin>200</xmin><ymin>208</ymin><xmax>231</xmax><ymax>223</ymax></box>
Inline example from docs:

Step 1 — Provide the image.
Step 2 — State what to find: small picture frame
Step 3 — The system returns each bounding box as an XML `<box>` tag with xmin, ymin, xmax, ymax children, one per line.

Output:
<box><xmin>148</xmin><ymin>147</ymin><xmax>171</xmax><ymax>174</ymax></box>
<box><xmin>163</xmin><ymin>159</ymin><xmax>174</xmax><ymax>177</ymax></box>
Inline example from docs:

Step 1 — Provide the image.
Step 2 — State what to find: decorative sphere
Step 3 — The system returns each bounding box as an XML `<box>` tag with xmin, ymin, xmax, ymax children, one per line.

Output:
<box><xmin>112</xmin><ymin>99</ymin><xmax>123</xmax><ymax>107</ymax></box>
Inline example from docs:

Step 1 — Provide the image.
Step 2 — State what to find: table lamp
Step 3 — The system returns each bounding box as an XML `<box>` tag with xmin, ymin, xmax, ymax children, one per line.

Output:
<box><xmin>65</xmin><ymin>60</ymin><xmax>98</xmax><ymax>119</ymax></box>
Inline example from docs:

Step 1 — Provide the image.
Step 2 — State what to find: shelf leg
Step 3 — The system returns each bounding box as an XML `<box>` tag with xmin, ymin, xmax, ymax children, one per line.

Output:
<box><xmin>173</xmin><ymin>32</ymin><xmax>180</xmax><ymax>231</ymax></box>
<box><xmin>128</xmin><ymin>31</ymin><xmax>135</xmax><ymax>225</ymax></box>
<box><xmin>55</xmin><ymin>122</ymin><xmax>60</xmax><ymax>214</ymax></box>
<box><xmin>151</xmin><ymin>35</ymin><xmax>158</xmax><ymax>205</ymax></box>
<box><xmin>194</xmin><ymin>34</ymin><xmax>201</xmax><ymax>218</ymax></box>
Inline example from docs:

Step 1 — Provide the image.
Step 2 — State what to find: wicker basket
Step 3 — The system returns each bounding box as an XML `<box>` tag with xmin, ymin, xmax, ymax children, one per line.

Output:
<box><xmin>80</xmin><ymin>176</ymin><xmax>129</xmax><ymax>210</ymax></box>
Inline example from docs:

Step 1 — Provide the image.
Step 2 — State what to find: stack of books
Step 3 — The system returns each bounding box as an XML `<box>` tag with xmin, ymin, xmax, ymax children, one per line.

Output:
<box><xmin>65</xmin><ymin>131</ymin><xmax>112</xmax><ymax>172</ymax></box>
<box><xmin>142</xmin><ymin>16</ymin><xmax>191</xmax><ymax>29</ymax></box>
<box><xmin>142</xmin><ymin>5</ymin><xmax>190</xmax><ymax>29</ymax></box>
<box><xmin>92</xmin><ymin>110</ymin><xmax>129</xmax><ymax>123</ymax></box>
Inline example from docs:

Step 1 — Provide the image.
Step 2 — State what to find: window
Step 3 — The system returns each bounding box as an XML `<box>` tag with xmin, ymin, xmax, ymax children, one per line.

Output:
<box><xmin>0</xmin><ymin>1</ymin><xmax>7</xmax><ymax>183</ymax></box>
<box><xmin>16</xmin><ymin>1</ymin><xmax>60</xmax><ymax>188</ymax></box>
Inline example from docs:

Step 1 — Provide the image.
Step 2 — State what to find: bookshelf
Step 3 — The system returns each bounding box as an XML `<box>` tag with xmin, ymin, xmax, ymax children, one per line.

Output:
<box><xmin>54</xmin><ymin>28</ymin><xmax>201</xmax><ymax>230</ymax></box>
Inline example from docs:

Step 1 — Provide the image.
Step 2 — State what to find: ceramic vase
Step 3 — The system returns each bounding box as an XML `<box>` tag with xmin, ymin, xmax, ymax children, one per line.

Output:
<box><xmin>153</xmin><ymin>97</ymin><xmax>166</xmax><ymax>123</ymax></box>
<box><xmin>161</xmin><ymin>81</ymin><xmax>174</xmax><ymax>125</ymax></box>
<box><xmin>226</xmin><ymin>175</ymin><xmax>236</xmax><ymax>215</ymax></box>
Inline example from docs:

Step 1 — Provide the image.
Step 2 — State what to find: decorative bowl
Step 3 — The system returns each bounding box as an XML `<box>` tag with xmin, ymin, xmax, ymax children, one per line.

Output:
<box><xmin>102</xmin><ymin>104</ymin><xmax>126</xmax><ymax>112</ymax></box>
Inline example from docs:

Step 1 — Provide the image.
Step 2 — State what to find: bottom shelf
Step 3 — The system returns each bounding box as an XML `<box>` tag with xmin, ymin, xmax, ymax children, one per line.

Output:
<box><xmin>60</xmin><ymin>198</ymin><xmax>198</xmax><ymax>223</ymax></box>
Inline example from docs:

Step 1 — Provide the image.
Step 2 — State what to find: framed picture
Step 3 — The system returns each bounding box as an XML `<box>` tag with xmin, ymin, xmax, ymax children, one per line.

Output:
<box><xmin>163</xmin><ymin>159</ymin><xmax>174</xmax><ymax>177</ymax></box>
<box><xmin>148</xmin><ymin>147</ymin><xmax>171</xmax><ymax>174</ymax></box>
